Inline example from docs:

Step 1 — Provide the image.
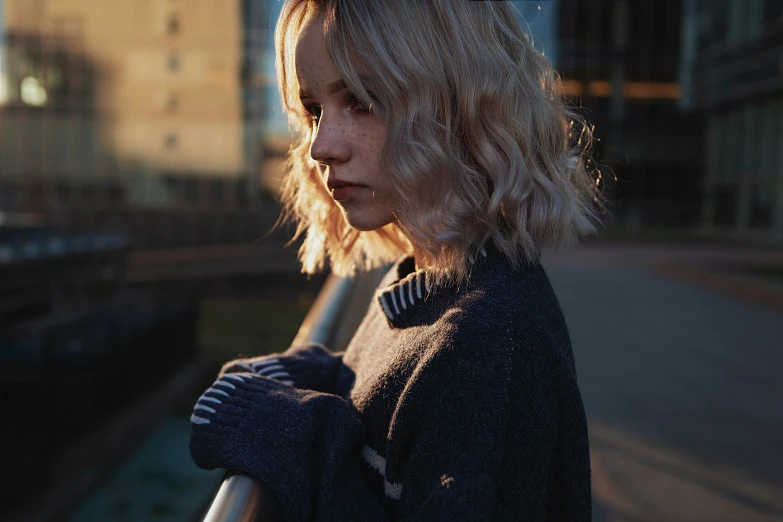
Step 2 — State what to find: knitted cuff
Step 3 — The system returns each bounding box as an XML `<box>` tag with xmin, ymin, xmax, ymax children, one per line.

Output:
<box><xmin>189</xmin><ymin>370</ymin><xmax>365</xmax><ymax>521</ymax></box>
<box><xmin>220</xmin><ymin>357</ymin><xmax>294</xmax><ymax>385</ymax></box>
<box><xmin>189</xmin><ymin>372</ymin><xmax>288</xmax><ymax>472</ymax></box>
<box><xmin>219</xmin><ymin>343</ymin><xmax>342</xmax><ymax>394</ymax></box>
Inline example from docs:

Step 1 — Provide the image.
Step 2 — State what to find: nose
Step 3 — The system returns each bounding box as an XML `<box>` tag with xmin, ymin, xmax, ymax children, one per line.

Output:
<box><xmin>309</xmin><ymin>115</ymin><xmax>351</xmax><ymax>165</ymax></box>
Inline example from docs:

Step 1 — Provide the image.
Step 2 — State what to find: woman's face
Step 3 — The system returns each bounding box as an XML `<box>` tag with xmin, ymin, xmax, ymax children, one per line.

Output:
<box><xmin>295</xmin><ymin>13</ymin><xmax>396</xmax><ymax>232</ymax></box>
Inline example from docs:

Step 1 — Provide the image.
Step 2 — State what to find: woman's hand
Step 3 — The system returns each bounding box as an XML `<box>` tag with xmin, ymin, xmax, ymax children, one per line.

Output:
<box><xmin>189</xmin><ymin>372</ymin><xmax>296</xmax><ymax>471</ymax></box>
<box><xmin>217</xmin><ymin>343</ymin><xmax>343</xmax><ymax>394</ymax></box>
<box><xmin>191</xmin><ymin>372</ymin><xmax>290</xmax><ymax>427</ymax></box>
<box><xmin>219</xmin><ymin>356</ymin><xmax>294</xmax><ymax>384</ymax></box>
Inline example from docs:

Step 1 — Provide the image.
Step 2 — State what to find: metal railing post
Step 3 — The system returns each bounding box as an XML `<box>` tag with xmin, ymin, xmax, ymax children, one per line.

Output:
<box><xmin>200</xmin><ymin>271</ymin><xmax>380</xmax><ymax>522</ymax></box>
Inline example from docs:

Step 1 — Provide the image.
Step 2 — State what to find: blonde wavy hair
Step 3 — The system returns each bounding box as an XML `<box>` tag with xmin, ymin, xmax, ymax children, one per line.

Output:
<box><xmin>275</xmin><ymin>0</ymin><xmax>603</xmax><ymax>282</ymax></box>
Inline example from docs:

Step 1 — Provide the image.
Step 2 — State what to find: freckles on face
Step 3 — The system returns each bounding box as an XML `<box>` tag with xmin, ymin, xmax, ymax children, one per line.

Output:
<box><xmin>294</xmin><ymin>14</ymin><xmax>397</xmax><ymax>232</ymax></box>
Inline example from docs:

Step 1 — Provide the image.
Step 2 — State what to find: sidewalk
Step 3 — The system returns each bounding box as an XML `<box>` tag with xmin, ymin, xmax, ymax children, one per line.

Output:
<box><xmin>548</xmin><ymin>241</ymin><xmax>783</xmax><ymax>314</ymax></box>
<box><xmin>545</xmin><ymin>242</ymin><xmax>783</xmax><ymax>521</ymax></box>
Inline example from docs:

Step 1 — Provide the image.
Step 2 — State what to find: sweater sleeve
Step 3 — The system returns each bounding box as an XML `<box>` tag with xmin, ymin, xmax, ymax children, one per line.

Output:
<box><xmin>191</xmin><ymin>374</ymin><xmax>503</xmax><ymax>521</ymax></box>
<box><xmin>189</xmin><ymin>337</ymin><xmax>563</xmax><ymax>521</ymax></box>
<box><xmin>189</xmin><ymin>373</ymin><xmax>387</xmax><ymax>521</ymax></box>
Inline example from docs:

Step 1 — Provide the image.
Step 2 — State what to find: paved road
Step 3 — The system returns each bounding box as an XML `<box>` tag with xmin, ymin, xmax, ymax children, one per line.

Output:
<box><xmin>545</xmin><ymin>244</ymin><xmax>783</xmax><ymax>522</ymax></box>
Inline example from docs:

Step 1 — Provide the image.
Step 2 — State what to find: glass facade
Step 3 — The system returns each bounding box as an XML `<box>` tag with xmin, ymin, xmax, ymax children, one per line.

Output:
<box><xmin>0</xmin><ymin>0</ymin><xmax>6</xmax><ymax>105</ymax></box>
<box><xmin>262</xmin><ymin>0</ymin><xmax>288</xmax><ymax>137</ymax></box>
<box><xmin>778</xmin><ymin>100</ymin><xmax>783</xmax><ymax>179</ymax></box>
<box><xmin>241</xmin><ymin>0</ymin><xmax>271</xmax><ymax>174</ymax></box>
<box><xmin>703</xmin><ymin>100</ymin><xmax>783</xmax><ymax>230</ymax></box>
<box><xmin>686</xmin><ymin>0</ymin><xmax>783</xmax><ymax>234</ymax></box>
<box><xmin>759</xmin><ymin>102</ymin><xmax>776</xmax><ymax>184</ymax></box>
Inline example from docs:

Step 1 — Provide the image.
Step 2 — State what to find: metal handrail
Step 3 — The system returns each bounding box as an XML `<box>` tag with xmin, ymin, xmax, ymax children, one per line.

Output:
<box><xmin>200</xmin><ymin>272</ymin><xmax>371</xmax><ymax>522</ymax></box>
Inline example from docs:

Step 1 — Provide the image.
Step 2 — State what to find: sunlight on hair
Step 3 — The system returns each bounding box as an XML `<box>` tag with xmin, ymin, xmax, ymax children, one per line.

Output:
<box><xmin>274</xmin><ymin>0</ymin><xmax>604</xmax><ymax>282</ymax></box>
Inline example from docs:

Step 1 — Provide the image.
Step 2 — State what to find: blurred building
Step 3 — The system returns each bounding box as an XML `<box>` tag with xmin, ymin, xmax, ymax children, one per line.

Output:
<box><xmin>0</xmin><ymin>0</ymin><xmax>276</xmax><ymax>220</ymax></box>
<box><xmin>680</xmin><ymin>0</ymin><xmax>783</xmax><ymax>239</ymax></box>
<box><xmin>556</xmin><ymin>0</ymin><xmax>704</xmax><ymax>228</ymax></box>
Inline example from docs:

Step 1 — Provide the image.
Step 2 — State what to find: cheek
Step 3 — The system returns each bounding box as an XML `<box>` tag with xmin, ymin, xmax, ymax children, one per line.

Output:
<box><xmin>365</xmin><ymin>130</ymin><xmax>386</xmax><ymax>166</ymax></box>
<box><xmin>356</xmin><ymin>122</ymin><xmax>390</xmax><ymax>194</ymax></box>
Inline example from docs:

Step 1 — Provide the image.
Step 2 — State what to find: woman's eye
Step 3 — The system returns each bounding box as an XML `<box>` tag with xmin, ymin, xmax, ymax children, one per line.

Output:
<box><xmin>305</xmin><ymin>105</ymin><xmax>322</xmax><ymax>122</ymax></box>
<box><xmin>347</xmin><ymin>93</ymin><xmax>371</xmax><ymax>114</ymax></box>
<box><xmin>303</xmin><ymin>94</ymin><xmax>373</xmax><ymax>124</ymax></box>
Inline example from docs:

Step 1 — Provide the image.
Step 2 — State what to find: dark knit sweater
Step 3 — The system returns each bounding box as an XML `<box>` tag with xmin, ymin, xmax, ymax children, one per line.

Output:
<box><xmin>190</xmin><ymin>247</ymin><xmax>592</xmax><ymax>521</ymax></box>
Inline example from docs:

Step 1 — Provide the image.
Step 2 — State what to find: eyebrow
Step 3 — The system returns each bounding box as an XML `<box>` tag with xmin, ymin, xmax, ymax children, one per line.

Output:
<box><xmin>299</xmin><ymin>79</ymin><xmax>348</xmax><ymax>100</ymax></box>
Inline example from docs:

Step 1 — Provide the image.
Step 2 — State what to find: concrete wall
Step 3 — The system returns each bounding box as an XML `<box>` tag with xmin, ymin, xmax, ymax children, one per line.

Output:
<box><xmin>2</xmin><ymin>0</ymin><xmax>246</xmax><ymax>182</ymax></box>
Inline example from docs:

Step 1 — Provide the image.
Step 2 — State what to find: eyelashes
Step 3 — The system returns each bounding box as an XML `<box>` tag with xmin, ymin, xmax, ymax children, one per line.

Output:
<box><xmin>302</xmin><ymin>92</ymin><xmax>374</xmax><ymax>124</ymax></box>
<box><xmin>304</xmin><ymin>104</ymin><xmax>322</xmax><ymax>122</ymax></box>
<box><xmin>346</xmin><ymin>93</ymin><xmax>372</xmax><ymax>114</ymax></box>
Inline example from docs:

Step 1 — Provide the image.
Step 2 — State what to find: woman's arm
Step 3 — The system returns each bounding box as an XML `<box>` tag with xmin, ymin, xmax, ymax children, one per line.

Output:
<box><xmin>189</xmin><ymin>373</ymin><xmax>387</xmax><ymax>521</ymax></box>
<box><xmin>188</xmin><ymin>347</ymin><xmax>571</xmax><ymax>521</ymax></box>
<box><xmin>190</xmin><ymin>373</ymin><xmax>505</xmax><ymax>521</ymax></box>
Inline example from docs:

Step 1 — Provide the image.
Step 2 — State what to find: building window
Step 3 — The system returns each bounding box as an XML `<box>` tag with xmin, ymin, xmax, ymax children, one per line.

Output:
<box><xmin>750</xmin><ymin>186</ymin><xmax>773</xmax><ymax>229</ymax></box>
<box><xmin>706</xmin><ymin>114</ymin><xmax>720</xmax><ymax>185</ymax></box>
<box><xmin>167</xmin><ymin>52</ymin><xmax>180</xmax><ymax>73</ymax></box>
<box><xmin>82</xmin><ymin>184</ymin><xmax>97</xmax><ymax>205</ymax></box>
<box><xmin>185</xmin><ymin>177</ymin><xmax>199</xmax><ymax>203</ymax></box>
<box><xmin>715</xmin><ymin>112</ymin><xmax>728</xmax><ymax>184</ymax></box>
<box><xmin>164</xmin><ymin>133</ymin><xmax>178</xmax><ymax>151</ymax></box>
<box><xmin>744</xmin><ymin>104</ymin><xmax>760</xmax><ymax>181</ymax></box>
<box><xmin>108</xmin><ymin>183</ymin><xmax>124</xmax><ymax>204</ymax></box>
<box><xmin>167</xmin><ymin>14</ymin><xmax>180</xmax><ymax>35</ymax></box>
<box><xmin>746</xmin><ymin>0</ymin><xmax>765</xmax><ymax>38</ymax></box>
<box><xmin>727</xmin><ymin>0</ymin><xmax>745</xmax><ymax>44</ymax></box>
<box><xmin>210</xmin><ymin>179</ymin><xmax>224</xmax><ymax>206</ymax></box>
<box><xmin>166</xmin><ymin>92</ymin><xmax>179</xmax><ymax>112</ymax></box>
<box><xmin>236</xmin><ymin>180</ymin><xmax>249</xmax><ymax>206</ymax></box>
<box><xmin>714</xmin><ymin>186</ymin><xmax>738</xmax><ymax>227</ymax></box>
<box><xmin>56</xmin><ymin>182</ymin><xmax>72</xmax><ymax>205</ymax></box>
<box><xmin>759</xmin><ymin>101</ymin><xmax>776</xmax><ymax>183</ymax></box>
<box><xmin>764</xmin><ymin>0</ymin><xmax>783</xmax><ymax>23</ymax></box>
<box><xmin>725</xmin><ymin>110</ymin><xmax>743</xmax><ymax>185</ymax></box>
<box><xmin>778</xmin><ymin>100</ymin><xmax>783</xmax><ymax>183</ymax></box>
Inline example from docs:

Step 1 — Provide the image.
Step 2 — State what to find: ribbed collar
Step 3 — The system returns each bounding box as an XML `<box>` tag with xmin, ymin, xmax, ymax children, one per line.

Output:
<box><xmin>376</xmin><ymin>246</ymin><xmax>489</xmax><ymax>328</ymax></box>
<box><xmin>376</xmin><ymin>264</ymin><xmax>429</xmax><ymax>328</ymax></box>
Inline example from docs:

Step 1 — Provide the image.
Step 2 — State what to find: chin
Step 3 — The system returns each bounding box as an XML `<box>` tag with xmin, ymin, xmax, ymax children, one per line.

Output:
<box><xmin>341</xmin><ymin>208</ymin><xmax>394</xmax><ymax>232</ymax></box>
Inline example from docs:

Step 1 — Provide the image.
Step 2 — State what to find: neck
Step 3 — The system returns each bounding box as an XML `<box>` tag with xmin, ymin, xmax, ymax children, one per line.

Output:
<box><xmin>411</xmin><ymin>245</ymin><xmax>430</xmax><ymax>272</ymax></box>
<box><xmin>397</xmin><ymin>226</ymin><xmax>430</xmax><ymax>272</ymax></box>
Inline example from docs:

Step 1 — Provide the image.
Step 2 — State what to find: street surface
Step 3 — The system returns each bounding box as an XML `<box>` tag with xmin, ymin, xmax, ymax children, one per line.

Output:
<box><xmin>545</xmin><ymin>243</ymin><xmax>783</xmax><ymax>522</ymax></box>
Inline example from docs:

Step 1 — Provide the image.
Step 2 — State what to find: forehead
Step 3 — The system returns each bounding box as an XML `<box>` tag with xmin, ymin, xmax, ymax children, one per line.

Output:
<box><xmin>294</xmin><ymin>13</ymin><xmax>335</xmax><ymax>86</ymax></box>
<box><xmin>295</xmin><ymin>11</ymin><xmax>325</xmax><ymax>52</ymax></box>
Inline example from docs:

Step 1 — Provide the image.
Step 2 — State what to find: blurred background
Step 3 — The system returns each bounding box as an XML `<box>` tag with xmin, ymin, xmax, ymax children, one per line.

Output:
<box><xmin>1</xmin><ymin>0</ymin><xmax>781</xmax><ymax>521</ymax></box>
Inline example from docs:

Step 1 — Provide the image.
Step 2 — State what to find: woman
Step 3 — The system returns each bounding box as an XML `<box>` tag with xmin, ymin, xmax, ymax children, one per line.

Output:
<box><xmin>190</xmin><ymin>0</ymin><xmax>601</xmax><ymax>520</ymax></box>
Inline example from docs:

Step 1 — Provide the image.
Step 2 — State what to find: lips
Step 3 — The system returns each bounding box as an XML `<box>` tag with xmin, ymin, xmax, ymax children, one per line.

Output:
<box><xmin>326</xmin><ymin>178</ymin><xmax>363</xmax><ymax>191</ymax></box>
<box><xmin>326</xmin><ymin>178</ymin><xmax>365</xmax><ymax>201</ymax></box>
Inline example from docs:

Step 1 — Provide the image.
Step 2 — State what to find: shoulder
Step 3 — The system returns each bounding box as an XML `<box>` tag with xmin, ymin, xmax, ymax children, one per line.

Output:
<box><xmin>441</xmin><ymin>258</ymin><xmax>575</xmax><ymax>376</ymax></box>
<box><xmin>453</xmin><ymin>260</ymin><xmax>564</xmax><ymax>328</ymax></box>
